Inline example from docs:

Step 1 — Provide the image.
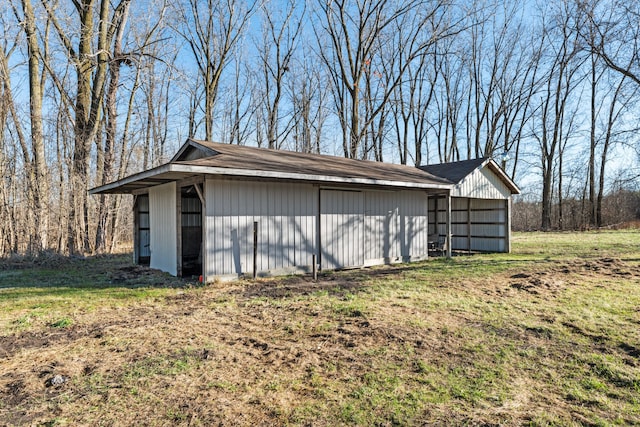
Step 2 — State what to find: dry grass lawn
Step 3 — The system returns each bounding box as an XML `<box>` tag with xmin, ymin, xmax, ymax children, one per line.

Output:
<box><xmin>1</xmin><ymin>231</ymin><xmax>639</xmax><ymax>426</ymax></box>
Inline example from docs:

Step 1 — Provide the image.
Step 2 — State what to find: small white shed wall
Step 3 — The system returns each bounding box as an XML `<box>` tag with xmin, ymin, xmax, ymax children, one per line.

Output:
<box><xmin>149</xmin><ymin>182</ymin><xmax>177</xmax><ymax>275</ymax></box>
<box><xmin>204</xmin><ymin>179</ymin><xmax>317</xmax><ymax>277</ymax></box>
<box><xmin>452</xmin><ymin>166</ymin><xmax>511</xmax><ymax>199</ymax></box>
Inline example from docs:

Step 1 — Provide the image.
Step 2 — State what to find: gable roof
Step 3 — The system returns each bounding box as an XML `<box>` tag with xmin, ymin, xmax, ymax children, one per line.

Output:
<box><xmin>418</xmin><ymin>158</ymin><xmax>487</xmax><ymax>184</ymax></box>
<box><xmin>180</xmin><ymin>139</ymin><xmax>451</xmax><ymax>184</ymax></box>
<box><xmin>90</xmin><ymin>139</ymin><xmax>452</xmax><ymax>194</ymax></box>
<box><xmin>418</xmin><ymin>157</ymin><xmax>520</xmax><ymax>195</ymax></box>
<box><xmin>171</xmin><ymin>139</ymin><xmax>217</xmax><ymax>161</ymax></box>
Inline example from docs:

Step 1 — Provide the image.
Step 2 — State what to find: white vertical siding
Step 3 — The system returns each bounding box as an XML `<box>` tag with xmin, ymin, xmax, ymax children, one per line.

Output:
<box><xmin>149</xmin><ymin>182</ymin><xmax>177</xmax><ymax>275</ymax></box>
<box><xmin>205</xmin><ymin>179</ymin><xmax>317</xmax><ymax>277</ymax></box>
<box><xmin>364</xmin><ymin>191</ymin><xmax>399</xmax><ymax>262</ymax></box>
<box><xmin>322</xmin><ymin>189</ymin><xmax>429</xmax><ymax>269</ymax></box>
<box><xmin>202</xmin><ymin>181</ymin><xmax>431</xmax><ymax>278</ymax></box>
<box><xmin>400</xmin><ymin>191</ymin><xmax>429</xmax><ymax>259</ymax></box>
<box><xmin>320</xmin><ymin>190</ymin><xmax>365</xmax><ymax>270</ymax></box>
<box><xmin>452</xmin><ymin>167</ymin><xmax>511</xmax><ymax>199</ymax></box>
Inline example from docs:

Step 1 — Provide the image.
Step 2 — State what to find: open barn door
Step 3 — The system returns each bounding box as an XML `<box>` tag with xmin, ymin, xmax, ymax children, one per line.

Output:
<box><xmin>180</xmin><ymin>187</ymin><xmax>202</xmax><ymax>277</ymax></box>
<box><xmin>135</xmin><ymin>194</ymin><xmax>150</xmax><ymax>265</ymax></box>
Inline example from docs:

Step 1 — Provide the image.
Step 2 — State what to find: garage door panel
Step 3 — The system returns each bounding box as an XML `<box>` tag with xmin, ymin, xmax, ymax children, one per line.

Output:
<box><xmin>321</xmin><ymin>190</ymin><xmax>364</xmax><ymax>269</ymax></box>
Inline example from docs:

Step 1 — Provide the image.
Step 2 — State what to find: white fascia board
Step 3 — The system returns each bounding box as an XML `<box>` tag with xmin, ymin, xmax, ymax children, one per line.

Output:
<box><xmin>90</xmin><ymin>162</ymin><xmax>454</xmax><ymax>194</ymax></box>
<box><xmin>170</xmin><ymin>164</ymin><xmax>453</xmax><ymax>190</ymax></box>
<box><xmin>88</xmin><ymin>164</ymin><xmax>173</xmax><ymax>194</ymax></box>
<box><xmin>486</xmin><ymin>159</ymin><xmax>521</xmax><ymax>194</ymax></box>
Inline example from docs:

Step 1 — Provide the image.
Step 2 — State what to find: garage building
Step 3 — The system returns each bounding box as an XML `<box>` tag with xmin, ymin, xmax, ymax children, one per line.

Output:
<box><xmin>90</xmin><ymin>139</ymin><xmax>519</xmax><ymax>281</ymax></box>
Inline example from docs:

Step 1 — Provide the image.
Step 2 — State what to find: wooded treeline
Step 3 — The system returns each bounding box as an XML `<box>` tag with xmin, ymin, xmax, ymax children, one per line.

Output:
<box><xmin>1</xmin><ymin>0</ymin><xmax>639</xmax><ymax>256</ymax></box>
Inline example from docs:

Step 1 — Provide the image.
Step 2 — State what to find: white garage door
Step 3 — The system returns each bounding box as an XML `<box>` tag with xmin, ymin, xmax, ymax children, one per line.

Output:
<box><xmin>320</xmin><ymin>190</ymin><xmax>364</xmax><ymax>270</ymax></box>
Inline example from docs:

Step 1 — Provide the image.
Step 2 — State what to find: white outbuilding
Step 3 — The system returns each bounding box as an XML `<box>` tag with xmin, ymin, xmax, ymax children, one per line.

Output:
<box><xmin>419</xmin><ymin>158</ymin><xmax>520</xmax><ymax>253</ymax></box>
<box><xmin>90</xmin><ymin>139</ymin><xmax>519</xmax><ymax>281</ymax></box>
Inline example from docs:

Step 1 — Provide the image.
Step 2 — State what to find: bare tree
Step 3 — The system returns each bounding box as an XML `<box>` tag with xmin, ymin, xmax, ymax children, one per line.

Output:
<box><xmin>94</xmin><ymin>0</ymin><xmax>132</xmax><ymax>253</ymax></box>
<box><xmin>576</xmin><ymin>0</ymin><xmax>640</xmax><ymax>227</ymax></box>
<box><xmin>221</xmin><ymin>57</ymin><xmax>256</xmax><ymax>145</ymax></box>
<box><xmin>390</xmin><ymin>33</ymin><xmax>438</xmax><ymax>166</ymax></box>
<box><xmin>314</xmin><ymin>0</ymin><xmax>453</xmax><ymax>159</ymax></box>
<box><xmin>465</xmin><ymin>1</ymin><xmax>500</xmax><ymax>159</ymax></box>
<box><xmin>175</xmin><ymin>0</ymin><xmax>255</xmax><ymax>142</ymax></box>
<box><xmin>461</xmin><ymin>0</ymin><xmax>542</xmax><ymax>168</ymax></box>
<box><xmin>255</xmin><ymin>0</ymin><xmax>304</xmax><ymax>149</ymax></box>
<box><xmin>531</xmin><ymin>1</ymin><xmax>585</xmax><ymax>230</ymax></box>
<box><xmin>289</xmin><ymin>45</ymin><xmax>329</xmax><ymax>154</ymax></box>
<box><xmin>5</xmin><ymin>0</ymin><xmax>50</xmax><ymax>252</ymax></box>
<box><xmin>595</xmin><ymin>71</ymin><xmax>637</xmax><ymax>226</ymax></box>
<box><xmin>42</xmin><ymin>0</ymin><xmax>130</xmax><ymax>253</ymax></box>
<box><xmin>581</xmin><ymin>0</ymin><xmax>640</xmax><ymax>86</ymax></box>
<box><xmin>0</xmin><ymin>17</ymin><xmax>18</xmax><ymax>255</ymax></box>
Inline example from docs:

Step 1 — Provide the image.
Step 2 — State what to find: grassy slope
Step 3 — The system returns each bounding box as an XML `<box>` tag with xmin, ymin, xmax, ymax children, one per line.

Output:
<box><xmin>0</xmin><ymin>231</ymin><xmax>639</xmax><ymax>426</ymax></box>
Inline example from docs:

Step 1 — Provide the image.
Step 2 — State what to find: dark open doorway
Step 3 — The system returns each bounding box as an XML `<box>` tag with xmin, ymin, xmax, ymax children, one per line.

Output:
<box><xmin>181</xmin><ymin>187</ymin><xmax>202</xmax><ymax>277</ymax></box>
<box><xmin>135</xmin><ymin>194</ymin><xmax>150</xmax><ymax>266</ymax></box>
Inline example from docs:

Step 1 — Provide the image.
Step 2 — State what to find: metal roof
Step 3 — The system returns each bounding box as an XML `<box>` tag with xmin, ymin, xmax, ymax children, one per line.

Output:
<box><xmin>90</xmin><ymin>139</ymin><xmax>453</xmax><ymax>194</ymax></box>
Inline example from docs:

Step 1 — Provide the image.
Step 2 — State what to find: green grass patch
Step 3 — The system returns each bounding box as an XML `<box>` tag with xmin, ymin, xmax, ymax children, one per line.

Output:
<box><xmin>49</xmin><ymin>317</ymin><xmax>73</xmax><ymax>328</ymax></box>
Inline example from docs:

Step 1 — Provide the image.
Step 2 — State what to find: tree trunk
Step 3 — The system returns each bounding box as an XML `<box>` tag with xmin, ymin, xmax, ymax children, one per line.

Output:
<box><xmin>22</xmin><ymin>0</ymin><xmax>49</xmax><ymax>252</ymax></box>
<box><xmin>588</xmin><ymin>54</ymin><xmax>597</xmax><ymax>227</ymax></box>
<box><xmin>63</xmin><ymin>0</ymin><xmax>112</xmax><ymax>254</ymax></box>
<box><xmin>541</xmin><ymin>156</ymin><xmax>553</xmax><ymax>231</ymax></box>
<box><xmin>95</xmin><ymin>0</ymin><xmax>131</xmax><ymax>253</ymax></box>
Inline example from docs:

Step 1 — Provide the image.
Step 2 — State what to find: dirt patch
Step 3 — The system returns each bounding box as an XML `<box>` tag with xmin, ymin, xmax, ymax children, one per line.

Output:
<box><xmin>106</xmin><ymin>265</ymin><xmax>190</xmax><ymax>288</ymax></box>
<box><xmin>570</xmin><ymin>257</ymin><xmax>640</xmax><ymax>277</ymax></box>
<box><xmin>109</xmin><ymin>265</ymin><xmax>159</xmax><ymax>282</ymax></box>
<box><xmin>0</xmin><ymin>328</ymin><xmax>89</xmax><ymax>359</ymax></box>
<box><xmin>3</xmin><ymin>379</ymin><xmax>29</xmax><ymax>407</ymax></box>
<box><xmin>510</xmin><ymin>275</ymin><xmax>565</xmax><ymax>295</ymax></box>
<box><xmin>619</xmin><ymin>342</ymin><xmax>640</xmax><ymax>359</ymax></box>
<box><xmin>506</xmin><ymin>256</ymin><xmax>639</xmax><ymax>297</ymax></box>
<box><xmin>236</xmin><ymin>274</ymin><xmax>367</xmax><ymax>299</ymax></box>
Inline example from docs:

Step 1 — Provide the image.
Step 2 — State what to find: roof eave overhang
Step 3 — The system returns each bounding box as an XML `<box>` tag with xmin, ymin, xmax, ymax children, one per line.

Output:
<box><xmin>89</xmin><ymin>164</ymin><xmax>175</xmax><ymax>194</ymax></box>
<box><xmin>485</xmin><ymin>159</ymin><xmax>521</xmax><ymax>195</ymax></box>
<box><xmin>89</xmin><ymin>163</ymin><xmax>454</xmax><ymax>194</ymax></box>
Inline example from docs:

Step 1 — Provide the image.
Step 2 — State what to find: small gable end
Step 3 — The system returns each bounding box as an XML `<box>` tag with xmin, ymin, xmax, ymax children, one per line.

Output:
<box><xmin>451</xmin><ymin>166</ymin><xmax>512</xmax><ymax>199</ymax></box>
<box><xmin>171</xmin><ymin>139</ymin><xmax>218</xmax><ymax>162</ymax></box>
